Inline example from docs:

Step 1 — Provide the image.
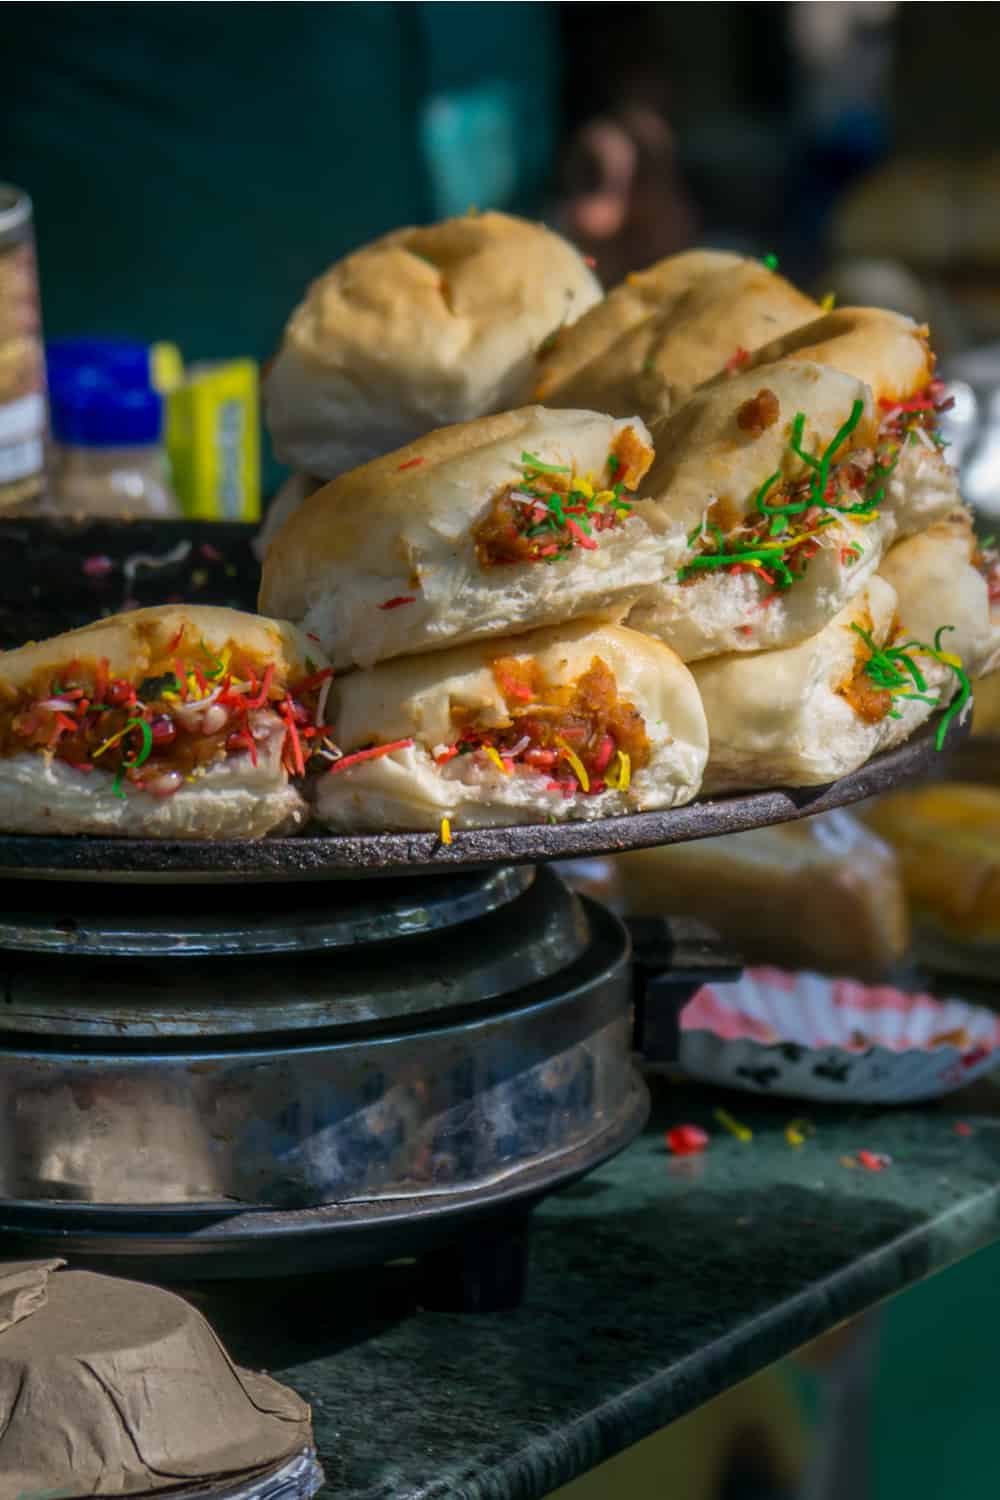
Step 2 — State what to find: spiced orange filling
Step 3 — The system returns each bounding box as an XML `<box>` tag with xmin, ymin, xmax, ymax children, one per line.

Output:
<box><xmin>839</xmin><ymin>667</ymin><xmax>893</xmax><ymax>725</ymax></box>
<box><xmin>0</xmin><ymin>632</ymin><xmax>331</xmax><ymax>800</ymax></box>
<box><xmin>472</xmin><ymin>427</ymin><xmax>653</xmax><ymax>569</ymax></box>
<box><xmin>439</xmin><ymin>655</ymin><xmax>650</xmax><ymax>796</ymax></box>
<box><xmin>836</xmin><ymin>617</ymin><xmax>970</xmax><ymax>749</ymax></box>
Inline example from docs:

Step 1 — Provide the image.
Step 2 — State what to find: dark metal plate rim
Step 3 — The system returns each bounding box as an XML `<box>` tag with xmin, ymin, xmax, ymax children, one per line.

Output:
<box><xmin>0</xmin><ymin>714</ymin><xmax>966</xmax><ymax>883</ymax></box>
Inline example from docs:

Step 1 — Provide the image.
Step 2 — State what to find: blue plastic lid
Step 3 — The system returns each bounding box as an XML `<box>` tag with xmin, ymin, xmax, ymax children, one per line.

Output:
<box><xmin>46</xmin><ymin>337</ymin><xmax>151</xmax><ymax>391</ymax></box>
<box><xmin>50</xmin><ymin>374</ymin><xmax>163</xmax><ymax>447</ymax></box>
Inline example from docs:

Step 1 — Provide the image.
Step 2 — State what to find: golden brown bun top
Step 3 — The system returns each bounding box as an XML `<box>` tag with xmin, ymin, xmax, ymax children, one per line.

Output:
<box><xmin>723</xmin><ymin>306</ymin><xmax>934</xmax><ymax>405</ymax></box>
<box><xmin>0</xmin><ymin>606</ymin><xmax>322</xmax><ymax>697</ymax></box>
<box><xmin>278</xmin><ymin>211</ymin><xmax>601</xmax><ymax>375</ymax></box>
<box><xmin>529</xmin><ymin>249</ymin><xmax>744</xmax><ymax>401</ymax></box>
<box><xmin>638</xmin><ymin>360</ymin><xmax>875</xmax><ymax>534</ymax></box>
<box><xmin>530</xmin><ymin>254</ymin><xmax>817</xmax><ymax>420</ymax></box>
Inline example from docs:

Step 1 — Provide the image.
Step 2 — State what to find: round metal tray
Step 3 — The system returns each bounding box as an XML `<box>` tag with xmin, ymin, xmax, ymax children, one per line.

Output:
<box><xmin>0</xmin><ymin>715</ymin><xmax>966</xmax><ymax>883</ymax></box>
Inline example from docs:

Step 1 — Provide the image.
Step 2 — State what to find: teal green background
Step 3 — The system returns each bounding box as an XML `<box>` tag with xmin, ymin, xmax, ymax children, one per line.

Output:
<box><xmin>4</xmin><ymin>2</ymin><xmax>558</xmax><ymax>363</ymax></box>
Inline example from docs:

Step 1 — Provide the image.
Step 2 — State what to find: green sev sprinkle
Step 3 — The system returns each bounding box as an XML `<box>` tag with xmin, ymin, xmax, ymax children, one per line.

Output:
<box><xmin>199</xmin><ymin>639</ymin><xmax>226</xmax><ymax>677</ymax></box>
<box><xmin>607</xmin><ymin>453</ymin><xmax>620</xmax><ymax>477</ymax></box>
<box><xmin>762</xmin><ymin>252</ymin><xmax>779</xmax><ymax>271</ymax></box>
<box><xmin>521</xmin><ymin>452</ymin><xmax>570</xmax><ymax>475</ymax></box>
<box><xmin>850</xmin><ymin>622</ymin><xmax>972</xmax><ymax>752</ymax></box>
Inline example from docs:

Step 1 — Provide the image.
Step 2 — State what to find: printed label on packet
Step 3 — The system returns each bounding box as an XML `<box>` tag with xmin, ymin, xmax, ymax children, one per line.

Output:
<box><xmin>165</xmin><ymin>360</ymin><xmax>260</xmax><ymax>522</ymax></box>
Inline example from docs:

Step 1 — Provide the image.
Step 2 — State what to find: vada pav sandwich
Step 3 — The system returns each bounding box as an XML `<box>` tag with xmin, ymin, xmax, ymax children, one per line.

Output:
<box><xmin>625</xmin><ymin>314</ymin><xmax>961</xmax><ymax>660</ymax></box>
<box><xmin>0</xmin><ymin>606</ymin><xmax>331</xmax><ymax>837</ymax></box>
<box><xmin>312</xmin><ymin>619</ymin><xmax>708</xmax><ymax>832</ymax></box>
<box><xmin>692</xmin><ymin>533</ymin><xmax>974</xmax><ymax>793</ymax></box>
<box><xmin>260</xmin><ymin>406</ymin><xmax>673</xmax><ymax>670</ymax></box>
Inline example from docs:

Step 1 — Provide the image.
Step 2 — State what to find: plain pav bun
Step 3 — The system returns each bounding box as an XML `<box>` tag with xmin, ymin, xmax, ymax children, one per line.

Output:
<box><xmin>263</xmin><ymin>211</ymin><xmax>603</xmax><ymax>481</ymax></box>
<box><xmin>0</xmin><ymin>606</ymin><xmax>330</xmax><ymax>838</ymax></box>
<box><xmin>528</xmin><ymin>254</ymin><xmax>818</xmax><ymax>423</ymax></box>
<box><xmin>625</xmin><ymin>356</ymin><xmax>960</xmax><ymax>660</ymax></box>
<box><xmin>313</xmin><ymin>619</ymin><xmax>708</xmax><ymax>831</ymax></box>
<box><xmin>527</xmin><ymin>249</ymin><xmax>744</xmax><ymax>404</ymax></box>
<box><xmin>260</xmin><ymin>406</ymin><xmax>679</xmax><ymax>670</ymax></box>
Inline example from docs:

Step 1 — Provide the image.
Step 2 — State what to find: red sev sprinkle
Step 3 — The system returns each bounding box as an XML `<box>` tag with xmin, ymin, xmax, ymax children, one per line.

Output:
<box><xmin>243</xmin><ymin>664</ymin><xmax>274</xmax><ymax>710</ymax></box>
<box><xmin>725</xmin><ymin>346</ymin><xmax>750</xmax><ymax>375</ymax></box>
<box><xmin>281</xmin><ymin>696</ymin><xmax>305</xmax><ymax>776</ymax></box>
<box><xmin>565</xmin><ymin>518</ymin><xmax>598</xmax><ymax>551</ymax></box>
<box><xmin>879</xmin><ymin>396</ymin><xmax>934</xmax><ymax>412</ymax></box>
<box><xmin>398</xmin><ymin>457</ymin><xmax>425</xmax><ymax>471</ymax></box>
<box><xmin>327</xmin><ymin>738</ymin><xmax>415</xmax><ymax>774</ymax></box>
<box><xmin>584</xmin><ymin>255</ymin><xmax>597</xmax><ymax>268</ymax></box>
<box><xmin>378</xmin><ymin>596</ymin><xmax>417</xmax><ymax>610</ymax></box>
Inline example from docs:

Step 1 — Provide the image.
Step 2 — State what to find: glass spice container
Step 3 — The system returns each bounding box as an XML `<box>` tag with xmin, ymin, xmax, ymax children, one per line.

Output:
<box><xmin>0</xmin><ymin>185</ymin><xmax>46</xmax><ymax>510</ymax></box>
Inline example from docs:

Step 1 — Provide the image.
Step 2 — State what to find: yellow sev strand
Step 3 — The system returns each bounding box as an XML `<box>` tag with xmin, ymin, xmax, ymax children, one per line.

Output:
<box><xmin>714</xmin><ymin>1107</ymin><xmax>752</xmax><ymax>1142</ymax></box>
<box><xmin>555</xmin><ymin>736</ymin><xmax>590</xmax><ymax>792</ymax></box>
<box><xmin>785</xmin><ymin>1118</ymin><xmax>814</xmax><ymax>1148</ymax></box>
<box><xmin>821</xmin><ymin>291</ymin><xmax>836</xmax><ymax>313</ymax></box>
<box><xmin>616</xmin><ymin>750</ymin><xmax>631</xmax><ymax>791</ymax></box>
<box><xmin>92</xmin><ymin>724</ymin><xmax>131</xmax><ymax>759</ymax></box>
<box><xmin>484</xmin><ymin>746</ymin><xmax>511</xmax><ymax>776</ymax></box>
<box><xmin>440</xmin><ymin>817</ymin><xmax>452</xmax><ymax>845</ymax></box>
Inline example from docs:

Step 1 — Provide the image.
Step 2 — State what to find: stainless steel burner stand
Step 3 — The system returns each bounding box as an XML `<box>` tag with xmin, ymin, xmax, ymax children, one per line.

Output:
<box><xmin>0</xmin><ymin>865</ymin><xmax>649</xmax><ymax>1305</ymax></box>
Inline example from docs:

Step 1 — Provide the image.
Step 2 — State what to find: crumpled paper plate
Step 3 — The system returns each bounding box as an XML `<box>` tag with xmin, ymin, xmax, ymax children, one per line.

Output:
<box><xmin>679</xmin><ymin>967</ymin><xmax>1000</xmax><ymax>1103</ymax></box>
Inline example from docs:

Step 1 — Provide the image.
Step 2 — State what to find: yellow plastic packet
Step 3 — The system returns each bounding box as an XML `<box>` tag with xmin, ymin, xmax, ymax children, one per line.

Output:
<box><xmin>165</xmin><ymin>359</ymin><xmax>260</xmax><ymax>521</ymax></box>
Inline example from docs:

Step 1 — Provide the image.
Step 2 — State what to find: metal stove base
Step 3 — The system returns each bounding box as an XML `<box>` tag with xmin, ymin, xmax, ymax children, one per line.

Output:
<box><xmin>0</xmin><ymin>1075</ymin><xmax>648</xmax><ymax>1306</ymax></box>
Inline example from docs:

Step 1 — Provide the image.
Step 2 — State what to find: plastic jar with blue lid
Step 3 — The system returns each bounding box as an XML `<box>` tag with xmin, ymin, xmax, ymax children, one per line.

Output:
<box><xmin>49</xmin><ymin>371</ymin><xmax>180</xmax><ymax>518</ymax></box>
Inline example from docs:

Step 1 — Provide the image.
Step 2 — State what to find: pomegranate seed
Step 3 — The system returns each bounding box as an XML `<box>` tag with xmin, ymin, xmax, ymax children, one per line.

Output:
<box><xmin>524</xmin><ymin>748</ymin><xmax>557</xmax><ymax>769</ymax></box>
<box><xmin>150</xmin><ymin>714</ymin><xmax>176</xmax><ymax>745</ymax></box>
<box><xmin>107</xmin><ymin>679</ymin><xmax>133</xmax><ymax>707</ymax></box>
<box><xmin>666</xmin><ymin>1124</ymin><xmax>709</xmax><ymax>1156</ymax></box>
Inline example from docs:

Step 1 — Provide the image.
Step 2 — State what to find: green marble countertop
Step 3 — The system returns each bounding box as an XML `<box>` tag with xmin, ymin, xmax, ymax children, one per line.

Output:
<box><xmin>195</xmin><ymin>1073</ymin><xmax>1000</xmax><ymax>1500</ymax></box>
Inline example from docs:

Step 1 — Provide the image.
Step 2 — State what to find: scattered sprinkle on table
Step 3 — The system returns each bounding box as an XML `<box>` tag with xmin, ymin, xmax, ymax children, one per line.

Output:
<box><xmin>82</xmin><ymin>554</ymin><xmax>114</xmax><ymax>578</ymax></box>
<box><xmin>714</xmin><ymin>1107</ymin><xmax>752</xmax><ymax>1143</ymax></box>
<box><xmin>666</xmin><ymin>1124</ymin><xmax>710</xmax><ymax>1156</ymax></box>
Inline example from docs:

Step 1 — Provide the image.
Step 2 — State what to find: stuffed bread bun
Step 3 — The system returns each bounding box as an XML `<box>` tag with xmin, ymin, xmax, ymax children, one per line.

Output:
<box><xmin>718</xmin><ymin>306</ymin><xmax>958</xmax><ymax>536</ymax></box>
<box><xmin>253</xmin><ymin>472</ymin><xmax>324</xmax><ymax>563</ymax></box>
<box><xmin>312</xmin><ymin>620</ymin><xmax>708</xmax><ymax>832</ymax></box>
<box><xmin>624</xmin><ymin>356</ymin><xmax>959</xmax><ymax>660</ymax></box>
<box><xmin>0</xmin><ymin>607</ymin><xmax>332</xmax><ymax>838</ymax></box>
<box><xmin>263</xmin><ymin>211</ymin><xmax>601</xmax><ymax>482</ymax></box>
<box><xmin>878</xmin><ymin>510</ymin><xmax>1000</xmax><ymax>681</ymax></box>
<box><xmin>260</xmin><ymin>406</ymin><xmax>675</xmax><ymax>670</ymax></box>
<box><xmin>528</xmin><ymin>255</ymin><xmax>817</xmax><ymax>423</ymax></box>
<box><xmin>970</xmin><ymin>529</ymin><xmax>1000</xmax><ymax>678</ymax></box>
<box><xmin>692</xmin><ymin>554</ymin><xmax>974</xmax><ymax>793</ymax></box>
